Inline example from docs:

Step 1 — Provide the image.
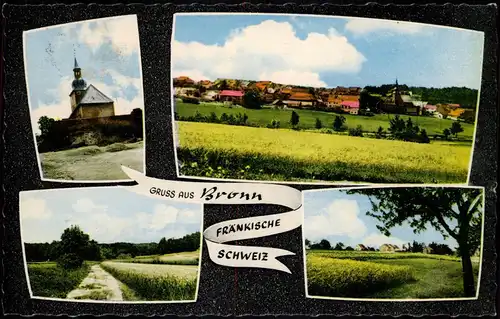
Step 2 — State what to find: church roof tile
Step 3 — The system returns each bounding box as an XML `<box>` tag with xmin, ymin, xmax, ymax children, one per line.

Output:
<box><xmin>79</xmin><ymin>84</ymin><xmax>115</xmax><ymax>104</ymax></box>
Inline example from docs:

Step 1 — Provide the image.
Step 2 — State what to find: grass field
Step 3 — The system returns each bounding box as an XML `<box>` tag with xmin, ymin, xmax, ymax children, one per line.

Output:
<box><xmin>177</xmin><ymin>121</ymin><xmax>472</xmax><ymax>183</ymax></box>
<box><xmin>100</xmin><ymin>261</ymin><xmax>198</xmax><ymax>301</ymax></box>
<box><xmin>306</xmin><ymin>250</ymin><xmax>480</xmax><ymax>299</ymax></box>
<box><xmin>40</xmin><ymin>141</ymin><xmax>144</xmax><ymax>181</ymax></box>
<box><xmin>118</xmin><ymin>250</ymin><xmax>200</xmax><ymax>265</ymax></box>
<box><xmin>175</xmin><ymin>102</ymin><xmax>475</xmax><ymax>138</ymax></box>
<box><xmin>27</xmin><ymin>262</ymin><xmax>90</xmax><ymax>298</ymax></box>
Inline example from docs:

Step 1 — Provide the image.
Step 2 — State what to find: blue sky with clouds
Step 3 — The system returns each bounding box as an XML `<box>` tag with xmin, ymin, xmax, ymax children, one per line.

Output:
<box><xmin>303</xmin><ymin>189</ymin><xmax>461</xmax><ymax>250</ymax></box>
<box><xmin>24</xmin><ymin>15</ymin><xmax>144</xmax><ymax>134</ymax></box>
<box><xmin>20</xmin><ymin>187</ymin><xmax>202</xmax><ymax>244</ymax></box>
<box><xmin>172</xmin><ymin>14</ymin><xmax>484</xmax><ymax>89</ymax></box>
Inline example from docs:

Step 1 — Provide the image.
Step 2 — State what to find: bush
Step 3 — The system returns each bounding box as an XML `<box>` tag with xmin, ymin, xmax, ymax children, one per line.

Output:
<box><xmin>419</xmin><ymin>129</ymin><xmax>430</xmax><ymax>144</ymax></box>
<box><xmin>375</xmin><ymin>126</ymin><xmax>386</xmax><ymax>139</ymax></box>
<box><xmin>348</xmin><ymin>125</ymin><xmax>364</xmax><ymax>137</ymax></box>
<box><xmin>57</xmin><ymin>253</ymin><xmax>83</xmax><ymax>270</ymax></box>
<box><xmin>333</xmin><ymin>116</ymin><xmax>347</xmax><ymax>132</ymax></box>
<box><xmin>267</xmin><ymin>119</ymin><xmax>280</xmax><ymax>129</ymax></box>
<box><xmin>181</xmin><ymin>96</ymin><xmax>200</xmax><ymax>104</ymax></box>
<box><xmin>315</xmin><ymin>118</ymin><xmax>322</xmax><ymax>129</ymax></box>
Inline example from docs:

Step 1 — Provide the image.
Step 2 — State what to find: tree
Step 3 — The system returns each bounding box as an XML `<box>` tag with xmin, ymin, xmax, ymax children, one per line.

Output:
<box><xmin>318</xmin><ymin>239</ymin><xmax>331</xmax><ymax>250</ymax></box>
<box><xmin>290</xmin><ymin>111</ymin><xmax>300</xmax><ymax>128</ymax></box>
<box><xmin>315</xmin><ymin>118</ymin><xmax>322</xmax><ymax>129</ymax></box>
<box><xmin>450</xmin><ymin>122</ymin><xmax>464</xmax><ymax>138</ymax></box>
<box><xmin>375</xmin><ymin>126</ymin><xmax>386</xmax><ymax>139</ymax></box>
<box><xmin>158</xmin><ymin>237</ymin><xmax>168</xmax><ymax>254</ymax></box>
<box><xmin>345</xmin><ymin>246</ymin><xmax>354</xmax><ymax>251</ymax></box>
<box><xmin>443</xmin><ymin>128</ymin><xmax>451</xmax><ymax>140</ymax></box>
<box><xmin>242</xmin><ymin>91</ymin><xmax>262</xmax><ymax>109</ymax></box>
<box><xmin>60</xmin><ymin>225</ymin><xmax>90</xmax><ymax>256</ymax></box>
<box><xmin>345</xmin><ymin>187</ymin><xmax>483</xmax><ymax>297</ymax></box>
<box><xmin>334</xmin><ymin>242</ymin><xmax>345</xmax><ymax>250</ymax></box>
<box><xmin>419</xmin><ymin>129</ymin><xmax>430</xmax><ymax>144</ymax></box>
<box><xmin>333</xmin><ymin>115</ymin><xmax>346</xmax><ymax>131</ymax></box>
<box><xmin>38</xmin><ymin>116</ymin><xmax>55</xmax><ymax>137</ymax></box>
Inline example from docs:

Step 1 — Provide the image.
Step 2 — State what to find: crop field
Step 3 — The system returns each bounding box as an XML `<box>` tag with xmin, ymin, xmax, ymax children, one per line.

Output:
<box><xmin>176</xmin><ymin>121</ymin><xmax>472</xmax><ymax>184</ymax></box>
<box><xmin>100</xmin><ymin>261</ymin><xmax>198</xmax><ymax>300</ymax></box>
<box><xmin>175</xmin><ymin>102</ymin><xmax>476</xmax><ymax>138</ymax></box>
<box><xmin>120</xmin><ymin>251</ymin><xmax>200</xmax><ymax>265</ymax></box>
<box><xmin>27</xmin><ymin>262</ymin><xmax>90</xmax><ymax>298</ymax></box>
<box><xmin>306</xmin><ymin>250</ymin><xmax>480</xmax><ymax>299</ymax></box>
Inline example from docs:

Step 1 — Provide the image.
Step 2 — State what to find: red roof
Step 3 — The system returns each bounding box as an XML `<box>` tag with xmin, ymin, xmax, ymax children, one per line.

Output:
<box><xmin>425</xmin><ymin>104</ymin><xmax>437</xmax><ymax>110</ymax></box>
<box><xmin>219</xmin><ymin>90</ymin><xmax>244</xmax><ymax>97</ymax></box>
<box><xmin>341</xmin><ymin>101</ymin><xmax>360</xmax><ymax>108</ymax></box>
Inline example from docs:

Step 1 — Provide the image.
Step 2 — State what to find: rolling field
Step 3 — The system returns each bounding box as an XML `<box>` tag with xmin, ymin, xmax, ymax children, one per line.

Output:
<box><xmin>176</xmin><ymin>121</ymin><xmax>472</xmax><ymax>183</ymax></box>
<box><xmin>100</xmin><ymin>261</ymin><xmax>198</xmax><ymax>300</ymax></box>
<box><xmin>119</xmin><ymin>250</ymin><xmax>200</xmax><ymax>265</ymax></box>
<box><xmin>175</xmin><ymin>102</ymin><xmax>476</xmax><ymax>138</ymax></box>
<box><xmin>306</xmin><ymin>250</ymin><xmax>480</xmax><ymax>299</ymax></box>
<box><xmin>27</xmin><ymin>262</ymin><xmax>90</xmax><ymax>298</ymax></box>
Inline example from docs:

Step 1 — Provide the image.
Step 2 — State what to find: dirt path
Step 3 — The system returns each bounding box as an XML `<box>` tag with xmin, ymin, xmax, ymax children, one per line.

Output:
<box><xmin>41</xmin><ymin>145</ymin><xmax>144</xmax><ymax>181</ymax></box>
<box><xmin>66</xmin><ymin>265</ymin><xmax>123</xmax><ymax>301</ymax></box>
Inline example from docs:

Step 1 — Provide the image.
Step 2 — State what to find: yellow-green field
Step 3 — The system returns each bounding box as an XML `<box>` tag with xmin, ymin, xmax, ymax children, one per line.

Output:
<box><xmin>121</xmin><ymin>250</ymin><xmax>200</xmax><ymax>265</ymax></box>
<box><xmin>306</xmin><ymin>250</ymin><xmax>480</xmax><ymax>299</ymax></box>
<box><xmin>100</xmin><ymin>261</ymin><xmax>198</xmax><ymax>300</ymax></box>
<box><xmin>176</xmin><ymin>121</ymin><xmax>472</xmax><ymax>183</ymax></box>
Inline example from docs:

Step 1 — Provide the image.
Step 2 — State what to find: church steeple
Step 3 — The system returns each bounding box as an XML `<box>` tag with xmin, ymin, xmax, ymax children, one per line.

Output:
<box><xmin>71</xmin><ymin>56</ymin><xmax>87</xmax><ymax>90</ymax></box>
<box><xmin>73</xmin><ymin>57</ymin><xmax>80</xmax><ymax>73</ymax></box>
<box><xmin>70</xmin><ymin>55</ymin><xmax>88</xmax><ymax>113</ymax></box>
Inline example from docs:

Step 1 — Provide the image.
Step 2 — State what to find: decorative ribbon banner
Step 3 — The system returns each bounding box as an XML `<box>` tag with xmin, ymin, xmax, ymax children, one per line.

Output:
<box><xmin>120</xmin><ymin>166</ymin><xmax>303</xmax><ymax>273</ymax></box>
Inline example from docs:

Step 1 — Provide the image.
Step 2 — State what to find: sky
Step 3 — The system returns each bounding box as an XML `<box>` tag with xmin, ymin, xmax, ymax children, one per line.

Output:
<box><xmin>172</xmin><ymin>14</ymin><xmax>484</xmax><ymax>89</ymax></box>
<box><xmin>24</xmin><ymin>15</ymin><xmax>144</xmax><ymax>135</ymax></box>
<box><xmin>303</xmin><ymin>189</ymin><xmax>460</xmax><ymax>250</ymax></box>
<box><xmin>20</xmin><ymin>187</ymin><xmax>202</xmax><ymax>244</ymax></box>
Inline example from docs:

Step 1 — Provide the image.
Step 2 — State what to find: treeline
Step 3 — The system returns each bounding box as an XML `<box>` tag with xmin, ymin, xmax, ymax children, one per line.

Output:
<box><xmin>363</xmin><ymin>85</ymin><xmax>479</xmax><ymax>108</ymax></box>
<box><xmin>25</xmin><ymin>231</ymin><xmax>201</xmax><ymax>262</ymax></box>
<box><xmin>306</xmin><ymin>239</ymin><xmax>456</xmax><ymax>256</ymax></box>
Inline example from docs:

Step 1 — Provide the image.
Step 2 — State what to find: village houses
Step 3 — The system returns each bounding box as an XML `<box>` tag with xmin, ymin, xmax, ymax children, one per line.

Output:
<box><xmin>172</xmin><ymin>75</ymin><xmax>469</xmax><ymax>120</ymax></box>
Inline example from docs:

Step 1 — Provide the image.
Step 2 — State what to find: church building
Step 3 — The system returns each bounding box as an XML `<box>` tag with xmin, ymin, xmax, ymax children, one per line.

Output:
<box><xmin>68</xmin><ymin>58</ymin><xmax>115</xmax><ymax>119</ymax></box>
<box><xmin>381</xmin><ymin>79</ymin><xmax>422</xmax><ymax>115</ymax></box>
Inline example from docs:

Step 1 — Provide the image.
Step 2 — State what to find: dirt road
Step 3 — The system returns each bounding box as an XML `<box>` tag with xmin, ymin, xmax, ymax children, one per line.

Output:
<box><xmin>66</xmin><ymin>265</ymin><xmax>124</xmax><ymax>301</ymax></box>
<box><xmin>40</xmin><ymin>143</ymin><xmax>144</xmax><ymax>181</ymax></box>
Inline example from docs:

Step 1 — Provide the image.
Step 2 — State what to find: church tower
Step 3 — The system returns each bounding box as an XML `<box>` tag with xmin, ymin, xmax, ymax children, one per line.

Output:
<box><xmin>69</xmin><ymin>57</ymin><xmax>88</xmax><ymax>113</ymax></box>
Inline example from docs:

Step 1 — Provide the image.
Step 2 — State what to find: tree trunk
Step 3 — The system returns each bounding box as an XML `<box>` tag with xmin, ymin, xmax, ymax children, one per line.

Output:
<box><xmin>460</xmin><ymin>244</ymin><xmax>476</xmax><ymax>297</ymax></box>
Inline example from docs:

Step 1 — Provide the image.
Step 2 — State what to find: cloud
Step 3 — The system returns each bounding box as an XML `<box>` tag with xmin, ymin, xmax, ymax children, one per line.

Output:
<box><xmin>30</xmin><ymin>74</ymin><xmax>143</xmax><ymax>135</ymax></box>
<box><xmin>177</xmin><ymin>209</ymin><xmax>202</xmax><ymax>224</ymax></box>
<box><xmin>78</xmin><ymin>15</ymin><xmax>140</xmax><ymax>56</ymax></box>
<box><xmin>304</xmin><ymin>199</ymin><xmax>367</xmax><ymax>241</ymax></box>
<box><xmin>345</xmin><ymin>18</ymin><xmax>426</xmax><ymax>36</ymax></box>
<box><xmin>20</xmin><ymin>196</ymin><xmax>52</xmax><ymax>220</ymax></box>
<box><xmin>171</xmin><ymin>69</ymin><xmax>210</xmax><ymax>82</ymax></box>
<box><xmin>172</xmin><ymin>20</ymin><xmax>365</xmax><ymax>86</ymax></box>
<box><xmin>361</xmin><ymin>232</ymin><xmax>407</xmax><ymax>249</ymax></box>
<box><xmin>259</xmin><ymin>70</ymin><xmax>327</xmax><ymax>87</ymax></box>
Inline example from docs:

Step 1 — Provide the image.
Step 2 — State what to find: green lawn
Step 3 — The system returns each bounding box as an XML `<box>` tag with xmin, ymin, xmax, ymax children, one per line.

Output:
<box><xmin>174</xmin><ymin>102</ymin><xmax>475</xmax><ymax>139</ymax></box>
<box><xmin>27</xmin><ymin>262</ymin><xmax>90</xmax><ymax>298</ymax></box>
<box><xmin>367</xmin><ymin>258</ymin><xmax>480</xmax><ymax>299</ymax></box>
